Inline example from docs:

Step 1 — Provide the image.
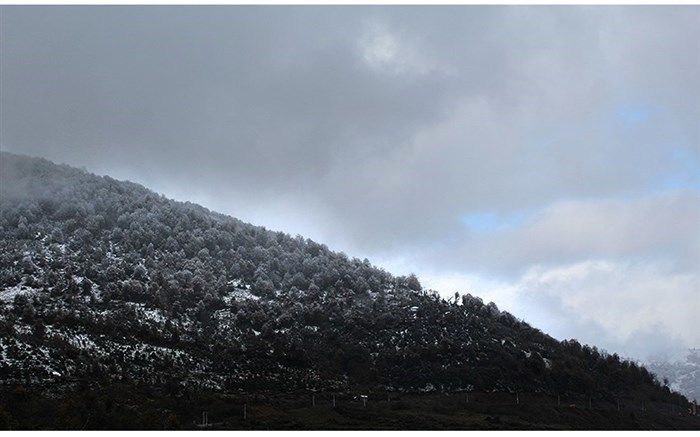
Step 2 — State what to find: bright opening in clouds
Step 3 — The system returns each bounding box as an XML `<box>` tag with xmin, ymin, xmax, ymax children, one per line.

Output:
<box><xmin>1</xmin><ymin>6</ymin><xmax>698</xmax><ymax>361</ymax></box>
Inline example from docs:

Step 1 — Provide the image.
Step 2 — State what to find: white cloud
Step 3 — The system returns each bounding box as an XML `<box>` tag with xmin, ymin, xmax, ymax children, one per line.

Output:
<box><xmin>520</xmin><ymin>260</ymin><xmax>699</xmax><ymax>344</ymax></box>
<box><xmin>358</xmin><ymin>19</ymin><xmax>448</xmax><ymax>77</ymax></box>
<box><xmin>429</xmin><ymin>189</ymin><xmax>700</xmax><ymax>276</ymax></box>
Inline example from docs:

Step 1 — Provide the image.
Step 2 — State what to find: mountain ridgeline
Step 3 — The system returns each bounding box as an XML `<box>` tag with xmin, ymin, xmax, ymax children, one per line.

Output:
<box><xmin>0</xmin><ymin>152</ymin><xmax>692</xmax><ymax>427</ymax></box>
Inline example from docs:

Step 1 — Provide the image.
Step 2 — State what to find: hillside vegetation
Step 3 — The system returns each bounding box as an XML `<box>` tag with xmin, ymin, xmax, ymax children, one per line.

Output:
<box><xmin>0</xmin><ymin>152</ymin><xmax>694</xmax><ymax>429</ymax></box>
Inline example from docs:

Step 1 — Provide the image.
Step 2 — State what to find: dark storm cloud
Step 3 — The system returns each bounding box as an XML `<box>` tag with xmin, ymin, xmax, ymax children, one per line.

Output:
<box><xmin>2</xmin><ymin>6</ymin><xmax>698</xmax><ymax>358</ymax></box>
<box><xmin>1</xmin><ymin>7</ymin><xmax>456</xmax><ymax>197</ymax></box>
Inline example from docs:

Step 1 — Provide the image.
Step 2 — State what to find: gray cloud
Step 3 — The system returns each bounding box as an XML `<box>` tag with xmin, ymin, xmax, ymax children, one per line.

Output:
<box><xmin>423</xmin><ymin>190</ymin><xmax>700</xmax><ymax>277</ymax></box>
<box><xmin>2</xmin><ymin>6</ymin><xmax>698</xmax><ymax>359</ymax></box>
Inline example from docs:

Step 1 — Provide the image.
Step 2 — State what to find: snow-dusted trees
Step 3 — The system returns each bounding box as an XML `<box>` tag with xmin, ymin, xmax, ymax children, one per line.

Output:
<box><xmin>406</xmin><ymin>273</ymin><xmax>422</xmax><ymax>292</ymax></box>
<box><xmin>0</xmin><ymin>152</ymin><xmax>685</xmax><ymax>407</ymax></box>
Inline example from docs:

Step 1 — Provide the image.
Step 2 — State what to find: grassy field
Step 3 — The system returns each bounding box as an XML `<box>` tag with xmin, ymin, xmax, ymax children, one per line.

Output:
<box><xmin>2</xmin><ymin>384</ymin><xmax>699</xmax><ymax>430</ymax></box>
<box><xmin>185</xmin><ymin>392</ymin><xmax>700</xmax><ymax>430</ymax></box>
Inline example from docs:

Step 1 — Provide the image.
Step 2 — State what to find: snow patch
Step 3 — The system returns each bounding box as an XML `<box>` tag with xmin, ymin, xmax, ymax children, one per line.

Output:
<box><xmin>0</xmin><ymin>285</ymin><xmax>38</xmax><ymax>303</ymax></box>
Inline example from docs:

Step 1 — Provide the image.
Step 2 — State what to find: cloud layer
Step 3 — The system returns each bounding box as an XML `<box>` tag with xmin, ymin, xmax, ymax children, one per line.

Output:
<box><xmin>2</xmin><ymin>6</ymin><xmax>698</xmax><ymax>360</ymax></box>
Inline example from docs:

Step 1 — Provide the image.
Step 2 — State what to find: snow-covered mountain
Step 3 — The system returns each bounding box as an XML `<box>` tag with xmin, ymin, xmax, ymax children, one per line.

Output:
<box><xmin>647</xmin><ymin>349</ymin><xmax>700</xmax><ymax>402</ymax></box>
<box><xmin>0</xmin><ymin>152</ymin><xmax>691</xmax><ymax>425</ymax></box>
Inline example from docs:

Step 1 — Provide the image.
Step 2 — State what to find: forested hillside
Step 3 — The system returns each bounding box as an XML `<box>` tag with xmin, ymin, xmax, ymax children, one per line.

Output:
<box><xmin>0</xmin><ymin>152</ymin><xmax>693</xmax><ymax>428</ymax></box>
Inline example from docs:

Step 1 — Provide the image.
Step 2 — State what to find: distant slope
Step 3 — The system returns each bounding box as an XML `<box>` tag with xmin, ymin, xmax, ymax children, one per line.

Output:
<box><xmin>0</xmin><ymin>152</ymin><xmax>691</xmax><ymax>416</ymax></box>
<box><xmin>647</xmin><ymin>349</ymin><xmax>700</xmax><ymax>402</ymax></box>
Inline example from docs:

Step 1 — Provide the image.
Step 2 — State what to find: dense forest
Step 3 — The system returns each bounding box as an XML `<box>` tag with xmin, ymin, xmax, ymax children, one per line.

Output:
<box><xmin>0</xmin><ymin>152</ymin><xmax>694</xmax><ymax>429</ymax></box>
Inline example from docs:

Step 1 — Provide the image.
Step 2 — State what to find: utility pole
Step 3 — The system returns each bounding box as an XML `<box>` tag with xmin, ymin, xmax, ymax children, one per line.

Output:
<box><xmin>516</xmin><ymin>393</ymin><xmax>520</xmax><ymax>405</ymax></box>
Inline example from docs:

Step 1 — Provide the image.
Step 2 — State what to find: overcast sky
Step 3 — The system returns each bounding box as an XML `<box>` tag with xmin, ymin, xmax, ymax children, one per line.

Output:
<box><xmin>2</xmin><ymin>6</ymin><xmax>698</xmax><ymax>361</ymax></box>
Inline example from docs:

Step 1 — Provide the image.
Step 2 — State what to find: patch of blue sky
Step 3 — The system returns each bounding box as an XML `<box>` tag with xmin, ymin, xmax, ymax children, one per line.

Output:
<box><xmin>655</xmin><ymin>147</ymin><xmax>700</xmax><ymax>192</ymax></box>
<box><xmin>655</xmin><ymin>173</ymin><xmax>700</xmax><ymax>192</ymax></box>
<box><xmin>459</xmin><ymin>210</ymin><xmax>531</xmax><ymax>234</ymax></box>
<box><xmin>656</xmin><ymin>176</ymin><xmax>700</xmax><ymax>192</ymax></box>
<box><xmin>614</xmin><ymin>103</ymin><xmax>658</xmax><ymax>128</ymax></box>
